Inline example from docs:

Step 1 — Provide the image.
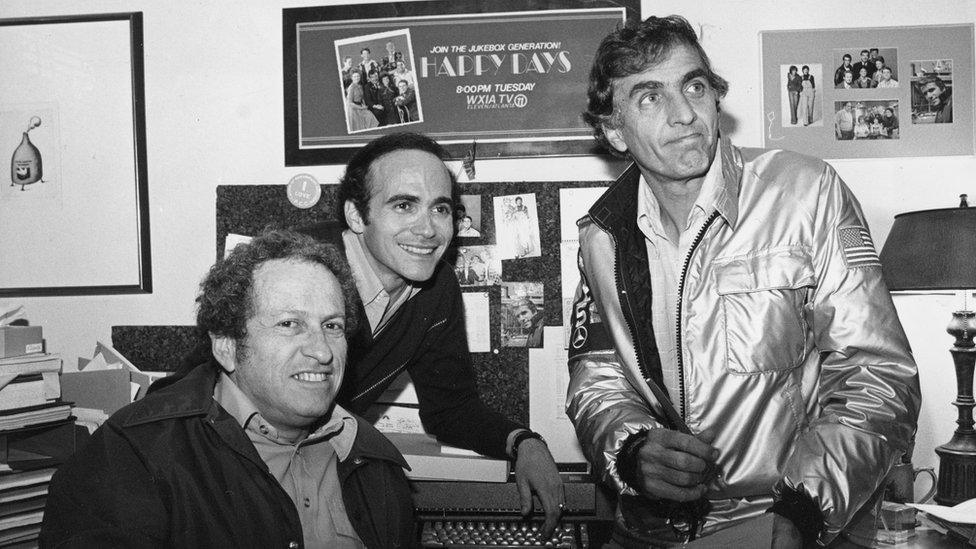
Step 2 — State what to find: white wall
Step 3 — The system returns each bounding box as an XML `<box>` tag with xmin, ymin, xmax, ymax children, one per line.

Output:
<box><xmin>0</xmin><ymin>0</ymin><xmax>970</xmax><ymax>480</ymax></box>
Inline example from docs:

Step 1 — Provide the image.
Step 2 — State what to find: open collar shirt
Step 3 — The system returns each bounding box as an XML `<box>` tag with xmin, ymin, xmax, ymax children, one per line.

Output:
<box><xmin>214</xmin><ymin>372</ymin><xmax>363</xmax><ymax>549</ymax></box>
<box><xmin>343</xmin><ymin>229</ymin><xmax>421</xmax><ymax>335</ymax></box>
<box><xmin>634</xmin><ymin>152</ymin><xmax>724</xmax><ymax>416</ymax></box>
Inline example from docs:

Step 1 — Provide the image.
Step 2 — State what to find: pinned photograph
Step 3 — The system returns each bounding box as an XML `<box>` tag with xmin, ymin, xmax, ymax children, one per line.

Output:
<box><xmin>780</xmin><ymin>63</ymin><xmax>822</xmax><ymax>127</ymax></box>
<box><xmin>501</xmin><ymin>282</ymin><xmax>544</xmax><ymax>348</ymax></box>
<box><xmin>454</xmin><ymin>194</ymin><xmax>482</xmax><ymax>239</ymax></box>
<box><xmin>832</xmin><ymin>47</ymin><xmax>899</xmax><ymax>90</ymax></box>
<box><xmin>911</xmin><ymin>59</ymin><xmax>953</xmax><ymax>124</ymax></box>
<box><xmin>834</xmin><ymin>100</ymin><xmax>899</xmax><ymax>140</ymax></box>
<box><xmin>335</xmin><ymin>29</ymin><xmax>422</xmax><ymax>134</ymax></box>
<box><xmin>453</xmin><ymin>245</ymin><xmax>500</xmax><ymax>287</ymax></box>
<box><xmin>493</xmin><ymin>193</ymin><xmax>541</xmax><ymax>260</ymax></box>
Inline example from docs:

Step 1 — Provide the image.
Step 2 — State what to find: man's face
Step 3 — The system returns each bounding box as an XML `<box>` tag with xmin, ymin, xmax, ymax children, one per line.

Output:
<box><xmin>347</xmin><ymin>149</ymin><xmax>454</xmax><ymax>292</ymax></box>
<box><xmin>860</xmin><ymin>52</ymin><xmax>869</xmax><ymax>63</ymax></box>
<box><xmin>844</xmin><ymin>102</ymin><xmax>853</xmax><ymax>112</ymax></box>
<box><xmin>516</xmin><ymin>305</ymin><xmax>537</xmax><ymax>330</ymax></box>
<box><xmin>220</xmin><ymin>259</ymin><xmax>348</xmax><ymax>436</ymax></box>
<box><xmin>881</xmin><ymin>68</ymin><xmax>891</xmax><ymax>81</ymax></box>
<box><xmin>843</xmin><ymin>56</ymin><xmax>851</xmax><ymax>66</ymax></box>
<box><xmin>369</xmin><ymin>72</ymin><xmax>379</xmax><ymax>85</ymax></box>
<box><xmin>460</xmin><ymin>217</ymin><xmax>472</xmax><ymax>230</ymax></box>
<box><xmin>397</xmin><ymin>81</ymin><xmax>408</xmax><ymax>93</ymax></box>
<box><xmin>361</xmin><ymin>49</ymin><xmax>370</xmax><ymax>61</ymax></box>
<box><xmin>603</xmin><ymin>43</ymin><xmax>720</xmax><ymax>186</ymax></box>
<box><xmin>844</xmin><ymin>72</ymin><xmax>853</xmax><ymax>85</ymax></box>
<box><xmin>924</xmin><ymin>82</ymin><xmax>944</xmax><ymax>107</ymax></box>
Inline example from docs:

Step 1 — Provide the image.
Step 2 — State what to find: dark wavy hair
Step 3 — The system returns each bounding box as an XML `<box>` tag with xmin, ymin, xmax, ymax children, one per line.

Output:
<box><xmin>582</xmin><ymin>15</ymin><xmax>729</xmax><ymax>154</ymax></box>
<box><xmin>196</xmin><ymin>229</ymin><xmax>361</xmax><ymax>343</ymax></box>
<box><xmin>335</xmin><ymin>132</ymin><xmax>459</xmax><ymax>229</ymax></box>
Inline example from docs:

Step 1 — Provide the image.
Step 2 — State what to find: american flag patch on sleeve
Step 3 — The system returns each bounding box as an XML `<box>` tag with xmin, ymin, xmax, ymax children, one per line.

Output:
<box><xmin>839</xmin><ymin>225</ymin><xmax>882</xmax><ymax>269</ymax></box>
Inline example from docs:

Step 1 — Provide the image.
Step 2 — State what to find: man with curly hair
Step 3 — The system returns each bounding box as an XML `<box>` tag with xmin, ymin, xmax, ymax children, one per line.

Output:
<box><xmin>567</xmin><ymin>14</ymin><xmax>919</xmax><ymax>548</ymax></box>
<box><xmin>41</xmin><ymin>230</ymin><xmax>415</xmax><ymax>548</ymax></box>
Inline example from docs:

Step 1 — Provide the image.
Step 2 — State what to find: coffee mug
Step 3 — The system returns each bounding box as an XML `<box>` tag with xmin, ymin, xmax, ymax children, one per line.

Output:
<box><xmin>884</xmin><ymin>462</ymin><xmax>938</xmax><ymax>504</ymax></box>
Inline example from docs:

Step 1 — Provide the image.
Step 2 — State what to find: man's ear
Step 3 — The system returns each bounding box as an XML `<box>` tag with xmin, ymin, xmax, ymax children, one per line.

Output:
<box><xmin>603</xmin><ymin>123</ymin><xmax>629</xmax><ymax>155</ymax></box>
<box><xmin>345</xmin><ymin>200</ymin><xmax>366</xmax><ymax>234</ymax></box>
<box><xmin>210</xmin><ymin>333</ymin><xmax>238</xmax><ymax>374</ymax></box>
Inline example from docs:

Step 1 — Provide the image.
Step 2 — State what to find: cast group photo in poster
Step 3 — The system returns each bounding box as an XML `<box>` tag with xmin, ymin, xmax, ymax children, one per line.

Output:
<box><xmin>335</xmin><ymin>29</ymin><xmax>422</xmax><ymax>133</ymax></box>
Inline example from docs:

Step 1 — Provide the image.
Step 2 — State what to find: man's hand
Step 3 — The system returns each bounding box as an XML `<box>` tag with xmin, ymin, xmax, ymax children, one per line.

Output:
<box><xmin>631</xmin><ymin>428</ymin><xmax>721</xmax><ymax>501</ymax></box>
<box><xmin>513</xmin><ymin>438</ymin><xmax>564</xmax><ymax>539</ymax></box>
<box><xmin>770</xmin><ymin>514</ymin><xmax>803</xmax><ymax>549</ymax></box>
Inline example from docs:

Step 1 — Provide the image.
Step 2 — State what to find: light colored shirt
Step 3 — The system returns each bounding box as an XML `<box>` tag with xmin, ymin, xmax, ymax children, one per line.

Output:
<box><xmin>342</xmin><ymin>229</ymin><xmax>420</xmax><ymax>335</ymax></box>
<box><xmin>876</xmin><ymin>78</ymin><xmax>899</xmax><ymax>88</ymax></box>
<box><xmin>635</xmin><ymin>154</ymin><xmax>724</xmax><ymax>417</ymax></box>
<box><xmin>214</xmin><ymin>373</ymin><xmax>363</xmax><ymax>549</ymax></box>
<box><xmin>835</xmin><ymin>109</ymin><xmax>854</xmax><ymax>132</ymax></box>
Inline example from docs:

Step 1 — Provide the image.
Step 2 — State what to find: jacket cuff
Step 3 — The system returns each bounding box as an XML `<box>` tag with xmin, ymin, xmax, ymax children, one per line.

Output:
<box><xmin>768</xmin><ymin>484</ymin><xmax>824</xmax><ymax>545</ymax></box>
<box><xmin>616</xmin><ymin>429</ymin><xmax>649</xmax><ymax>491</ymax></box>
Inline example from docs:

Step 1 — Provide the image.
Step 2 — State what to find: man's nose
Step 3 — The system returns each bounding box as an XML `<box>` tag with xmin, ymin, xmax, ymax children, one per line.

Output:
<box><xmin>304</xmin><ymin>329</ymin><xmax>335</xmax><ymax>364</ymax></box>
<box><xmin>668</xmin><ymin>94</ymin><xmax>696</xmax><ymax>126</ymax></box>
<box><xmin>412</xmin><ymin>212</ymin><xmax>437</xmax><ymax>237</ymax></box>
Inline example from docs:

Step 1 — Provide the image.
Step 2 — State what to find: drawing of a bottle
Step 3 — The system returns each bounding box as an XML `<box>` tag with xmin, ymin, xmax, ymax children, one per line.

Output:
<box><xmin>10</xmin><ymin>117</ymin><xmax>43</xmax><ymax>191</ymax></box>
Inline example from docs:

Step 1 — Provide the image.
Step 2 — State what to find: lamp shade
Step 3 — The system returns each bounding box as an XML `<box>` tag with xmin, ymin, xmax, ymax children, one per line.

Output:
<box><xmin>879</xmin><ymin>206</ymin><xmax>976</xmax><ymax>290</ymax></box>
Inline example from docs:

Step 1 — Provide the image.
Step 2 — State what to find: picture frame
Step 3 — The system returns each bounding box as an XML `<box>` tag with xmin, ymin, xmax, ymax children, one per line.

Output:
<box><xmin>0</xmin><ymin>12</ymin><xmax>151</xmax><ymax>297</ymax></box>
<box><xmin>282</xmin><ymin>0</ymin><xmax>639</xmax><ymax>166</ymax></box>
<box><xmin>760</xmin><ymin>24</ymin><xmax>974</xmax><ymax>159</ymax></box>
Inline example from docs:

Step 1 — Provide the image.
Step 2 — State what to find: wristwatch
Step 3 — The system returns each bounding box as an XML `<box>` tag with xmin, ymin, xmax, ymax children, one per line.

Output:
<box><xmin>511</xmin><ymin>430</ymin><xmax>546</xmax><ymax>461</ymax></box>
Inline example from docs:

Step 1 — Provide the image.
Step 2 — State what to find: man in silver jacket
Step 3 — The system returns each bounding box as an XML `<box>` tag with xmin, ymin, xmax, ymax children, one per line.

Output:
<box><xmin>566</xmin><ymin>15</ymin><xmax>920</xmax><ymax>548</ymax></box>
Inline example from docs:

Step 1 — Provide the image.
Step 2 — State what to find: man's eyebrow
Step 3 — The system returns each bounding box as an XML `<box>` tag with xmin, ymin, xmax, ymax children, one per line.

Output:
<box><xmin>682</xmin><ymin>68</ymin><xmax>710</xmax><ymax>85</ymax></box>
<box><xmin>626</xmin><ymin>68</ymin><xmax>710</xmax><ymax>99</ymax></box>
<box><xmin>385</xmin><ymin>193</ymin><xmax>421</xmax><ymax>204</ymax></box>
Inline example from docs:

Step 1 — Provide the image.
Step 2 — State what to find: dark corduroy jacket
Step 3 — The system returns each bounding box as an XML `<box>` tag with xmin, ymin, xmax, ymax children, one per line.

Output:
<box><xmin>40</xmin><ymin>362</ymin><xmax>416</xmax><ymax>549</ymax></box>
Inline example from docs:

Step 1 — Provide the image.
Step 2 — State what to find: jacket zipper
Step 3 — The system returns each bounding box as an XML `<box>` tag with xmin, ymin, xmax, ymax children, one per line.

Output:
<box><xmin>675</xmin><ymin>211</ymin><xmax>721</xmax><ymax>420</ymax></box>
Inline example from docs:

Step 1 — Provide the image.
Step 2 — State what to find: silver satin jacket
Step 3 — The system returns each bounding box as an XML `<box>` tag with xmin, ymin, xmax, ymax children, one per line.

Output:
<box><xmin>566</xmin><ymin>139</ymin><xmax>920</xmax><ymax>544</ymax></box>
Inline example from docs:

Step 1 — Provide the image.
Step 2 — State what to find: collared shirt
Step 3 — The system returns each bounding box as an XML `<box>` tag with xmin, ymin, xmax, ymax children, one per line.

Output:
<box><xmin>214</xmin><ymin>373</ymin><xmax>363</xmax><ymax>549</ymax></box>
<box><xmin>635</xmin><ymin>153</ymin><xmax>724</xmax><ymax>416</ymax></box>
<box><xmin>342</xmin><ymin>230</ymin><xmax>420</xmax><ymax>335</ymax></box>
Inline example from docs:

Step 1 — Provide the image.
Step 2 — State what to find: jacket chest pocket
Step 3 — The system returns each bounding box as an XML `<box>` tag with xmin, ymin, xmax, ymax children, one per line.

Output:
<box><xmin>713</xmin><ymin>248</ymin><xmax>815</xmax><ymax>374</ymax></box>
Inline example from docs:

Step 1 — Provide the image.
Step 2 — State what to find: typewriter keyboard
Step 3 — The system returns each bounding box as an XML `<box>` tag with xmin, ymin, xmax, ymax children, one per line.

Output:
<box><xmin>420</xmin><ymin>519</ymin><xmax>587</xmax><ymax>548</ymax></box>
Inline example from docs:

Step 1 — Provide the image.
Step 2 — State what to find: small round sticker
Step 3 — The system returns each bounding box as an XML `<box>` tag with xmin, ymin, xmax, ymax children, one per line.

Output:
<box><xmin>286</xmin><ymin>173</ymin><xmax>322</xmax><ymax>209</ymax></box>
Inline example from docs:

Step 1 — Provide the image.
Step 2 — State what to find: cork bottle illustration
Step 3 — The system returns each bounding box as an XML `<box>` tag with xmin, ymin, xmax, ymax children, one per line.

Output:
<box><xmin>11</xmin><ymin>116</ymin><xmax>43</xmax><ymax>190</ymax></box>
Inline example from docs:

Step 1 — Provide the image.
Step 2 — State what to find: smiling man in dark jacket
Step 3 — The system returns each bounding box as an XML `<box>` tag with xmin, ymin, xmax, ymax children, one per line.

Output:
<box><xmin>41</xmin><ymin>230</ymin><xmax>415</xmax><ymax>548</ymax></box>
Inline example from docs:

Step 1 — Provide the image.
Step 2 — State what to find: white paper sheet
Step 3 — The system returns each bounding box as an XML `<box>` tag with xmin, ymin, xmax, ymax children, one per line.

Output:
<box><xmin>528</xmin><ymin>327</ymin><xmax>586</xmax><ymax>464</ymax></box>
<box><xmin>462</xmin><ymin>291</ymin><xmax>491</xmax><ymax>352</ymax></box>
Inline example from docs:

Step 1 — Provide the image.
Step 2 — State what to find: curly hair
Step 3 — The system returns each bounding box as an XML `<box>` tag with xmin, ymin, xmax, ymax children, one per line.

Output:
<box><xmin>195</xmin><ymin>228</ymin><xmax>361</xmax><ymax>344</ymax></box>
<box><xmin>582</xmin><ymin>15</ymin><xmax>729</xmax><ymax>154</ymax></box>
<box><xmin>335</xmin><ymin>132</ymin><xmax>460</xmax><ymax>229</ymax></box>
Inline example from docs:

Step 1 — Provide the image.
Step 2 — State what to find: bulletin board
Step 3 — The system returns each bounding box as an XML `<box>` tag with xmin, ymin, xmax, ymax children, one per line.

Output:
<box><xmin>760</xmin><ymin>24</ymin><xmax>974</xmax><ymax>158</ymax></box>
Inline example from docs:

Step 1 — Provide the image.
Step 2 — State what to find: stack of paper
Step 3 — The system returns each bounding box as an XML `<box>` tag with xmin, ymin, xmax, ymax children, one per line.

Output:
<box><xmin>0</xmin><ymin>467</ymin><xmax>55</xmax><ymax>546</ymax></box>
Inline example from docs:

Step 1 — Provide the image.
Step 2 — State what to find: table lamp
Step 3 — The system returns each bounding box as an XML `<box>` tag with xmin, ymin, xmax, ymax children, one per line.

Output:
<box><xmin>879</xmin><ymin>194</ymin><xmax>976</xmax><ymax>506</ymax></box>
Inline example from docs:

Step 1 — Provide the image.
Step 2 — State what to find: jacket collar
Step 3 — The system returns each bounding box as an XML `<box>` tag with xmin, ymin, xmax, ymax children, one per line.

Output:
<box><xmin>587</xmin><ymin>137</ymin><xmax>743</xmax><ymax>233</ymax></box>
<box><xmin>123</xmin><ymin>361</ymin><xmax>223</xmax><ymax>426</ymax></box>
<box><xmin>122</xmin><ymin>360</ymin><xmax>409</xmax><ymax>468</ymax></box>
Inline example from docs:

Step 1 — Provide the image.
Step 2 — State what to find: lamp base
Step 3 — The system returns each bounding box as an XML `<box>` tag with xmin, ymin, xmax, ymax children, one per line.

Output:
<box><xmin>934</xmin><ymin>310</ymin><xmax>976</xmax><ymax>506</ymax></box>
<box><xmin>934</xmin><ymin>443</ymin><xmax>976</xmax><ymax>506</ymax></box>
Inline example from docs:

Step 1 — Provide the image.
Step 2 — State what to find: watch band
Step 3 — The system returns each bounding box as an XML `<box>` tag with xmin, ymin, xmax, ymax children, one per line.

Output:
<box><xmin>511</xmin><ymin>430</ymin><xmax>546</xmax><ymax>461</ymax></box>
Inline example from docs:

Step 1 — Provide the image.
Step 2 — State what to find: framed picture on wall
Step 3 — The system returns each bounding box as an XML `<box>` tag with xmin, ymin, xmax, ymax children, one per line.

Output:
<box><xmin>760</xmin><ymin>24</ymin><xmax>974</xmax><ymax>158</ymax></box>
<box><xmin>282</xmin><ymin>0</ymin><xmax>639</xmax><ymax>166</ymax></box>
<box><xmin>0</xmin><ymin>12</ymin><xmax>151</xmax><ymax>296</ymax></box>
